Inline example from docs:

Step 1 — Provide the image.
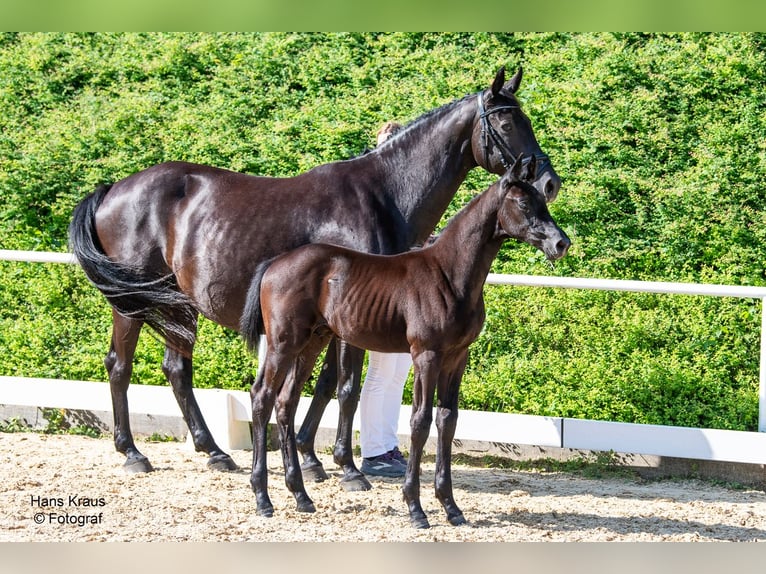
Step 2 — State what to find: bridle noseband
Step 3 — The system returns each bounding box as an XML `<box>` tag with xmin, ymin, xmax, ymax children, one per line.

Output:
<box><xmin>477</xmin><ymin>93</ymin><xmax>551</xmax><ymax>174</ymax></box>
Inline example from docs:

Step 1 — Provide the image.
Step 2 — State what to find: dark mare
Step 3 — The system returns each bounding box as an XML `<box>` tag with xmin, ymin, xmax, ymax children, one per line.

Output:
<box><xmin>241</xmin><ymin>157</ymin><xmax>570</xmax><ymax>527</ymax></box>
<box><xmin>68</xmin><ymin>66</ymin><xmax>560</xmax><ymax>491</ymax></box>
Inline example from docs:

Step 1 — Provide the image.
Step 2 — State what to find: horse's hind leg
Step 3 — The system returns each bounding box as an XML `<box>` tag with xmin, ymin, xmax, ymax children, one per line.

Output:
<box><xmin>162</xmin><ymin>311</ymin><xmax>237</xmax><ymax>471</ymax></box>
<box><xmin>296</xmin><ymin>337</ymin><xmax>338</xmax><ymax>482</ymax></box>
<box><xmin>105</xmin><ymin>311</ymin><xmax>153</xmax><ymax>473</ymax></box>
<box><xmin>250</xmin><ymin>361</ymin><xmax>278</xmax><ymax>517</ymax></box>
<box><xmin>293</xmin><ymin>338</ymin><xmax>371</xmax><ymax>492</ymax></box>
<box><xmin>334</xmin><ymin>340</ymin><xmax>372</xmax><ymax>492</ymax></box>
<box><xmin>277</xmin><ymin>342</ymin><xmax>329</xmax><ymax>513</ymax></box>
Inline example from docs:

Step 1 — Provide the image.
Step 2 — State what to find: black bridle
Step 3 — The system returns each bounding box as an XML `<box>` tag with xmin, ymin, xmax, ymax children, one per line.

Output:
<box><xmin>477</xmin><ymin>93</ymin><xmax>551</xmax><ymax>174</ymax></box>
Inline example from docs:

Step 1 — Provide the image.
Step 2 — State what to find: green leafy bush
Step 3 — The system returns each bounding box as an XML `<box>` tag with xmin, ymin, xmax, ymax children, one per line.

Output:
<box><xmin>1</xmin><ymin>33</ymin><xmax>764</xmax><ymax>431</ymax></box>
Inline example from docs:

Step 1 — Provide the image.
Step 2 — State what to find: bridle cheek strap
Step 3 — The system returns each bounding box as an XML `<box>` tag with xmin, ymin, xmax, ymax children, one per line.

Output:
<box><xmin>477</xmin><ymin>94</ymin><xmax>550</xmax><ymax>174</ymax></box>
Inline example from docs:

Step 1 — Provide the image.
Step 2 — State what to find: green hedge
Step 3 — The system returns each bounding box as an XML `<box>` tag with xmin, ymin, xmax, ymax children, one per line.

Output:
<box><xmin>1</xmin><ymin>33</ymin><xmax>764</xmax><ymax>431</ymax></box>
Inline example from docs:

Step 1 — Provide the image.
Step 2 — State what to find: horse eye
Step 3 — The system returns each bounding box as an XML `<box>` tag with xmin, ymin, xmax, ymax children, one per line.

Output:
<box><xmin>498</xmin><ymin>109</ymin><xmax>514</xmax><ymax>121</ymax></box>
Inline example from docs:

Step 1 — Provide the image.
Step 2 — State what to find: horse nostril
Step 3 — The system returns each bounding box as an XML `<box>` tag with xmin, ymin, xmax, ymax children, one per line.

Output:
<box><xmin>545</xmin><ymin>180</ymin><xmax>559</xmax><ymax>202</ymax></box>
<box><xmin>556</xmin><ymin>238</ymin><xmax>571</xmax><ymax>255</ymax></box>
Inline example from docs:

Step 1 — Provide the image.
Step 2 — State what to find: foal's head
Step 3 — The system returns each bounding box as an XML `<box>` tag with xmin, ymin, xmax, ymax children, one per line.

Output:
<box><xmin>496</xmin><ymin>157</ymin><xmax>570</xmax><ymax>261</ymax></box>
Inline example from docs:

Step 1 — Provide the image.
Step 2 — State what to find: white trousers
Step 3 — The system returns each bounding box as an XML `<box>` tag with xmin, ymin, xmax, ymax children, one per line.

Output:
<box><xmin>359</xmin><ymin>351</ymin><xmax>413</xmax><ymax>458</ymax></box>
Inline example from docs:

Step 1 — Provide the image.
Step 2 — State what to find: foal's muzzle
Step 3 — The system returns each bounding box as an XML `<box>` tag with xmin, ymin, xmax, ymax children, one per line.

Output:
<box><xmin>547</xmin><ymin>234</ymin><xmax>571</xmax><ymax>260</ymax></box>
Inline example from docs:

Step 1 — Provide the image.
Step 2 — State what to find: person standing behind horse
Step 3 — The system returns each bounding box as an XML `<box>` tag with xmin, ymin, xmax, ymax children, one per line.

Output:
<box><xmin>358</xmin><ymin>121</ymin><xmax>414</xmax><ymax>478</ymax></box>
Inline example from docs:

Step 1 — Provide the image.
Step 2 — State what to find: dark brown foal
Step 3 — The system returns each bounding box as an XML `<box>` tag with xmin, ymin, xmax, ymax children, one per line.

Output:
<box><xmin>242</xmin><ymin>157</ymin><xmax>570</xmax><ymax>527</ymax></box>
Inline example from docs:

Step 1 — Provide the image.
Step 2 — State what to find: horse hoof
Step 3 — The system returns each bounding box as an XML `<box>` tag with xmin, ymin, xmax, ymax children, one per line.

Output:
<box><xmin>257</xmin><ymin>505</ymin><xmax>274</xmax><ymax>518</ymax></box>
<box><xmin>296</xmin><ymin>501</ymin><xmax>316</xmax><ymax>513</ymax></box>
<box><xmin>339</xmin><ymin>474</ymin><xmax>372</xmax><ymax>492</ymax></box>
<box><xmin>410</xmin><ymin>516</ymin><xmax>431</xmax><ymax>529</ymax></box>
<box><xmin>123</xmin><ymin>456</ymin><xmax>153</xmax><ymax>474</ymax></box>
<box><xmin>448</xmin><ymin>513</ymin><xmax>467</xmax><ymax>526</ymax></box>
<box><xmin>301</xmin><ymin>462</ymin><xmax>329</xmax><ymax>483</ymax></box>
<box><xmin>207</xmin><ymin>453</ymin><xmax>238</xmax><ymax>471</ymax></box>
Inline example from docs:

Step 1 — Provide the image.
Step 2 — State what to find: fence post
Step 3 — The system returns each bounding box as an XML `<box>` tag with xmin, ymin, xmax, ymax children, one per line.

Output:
<box><xmin>760</xmin><ymin>298</ymin><xmax>766</xmax><ymax>432</ymax></box>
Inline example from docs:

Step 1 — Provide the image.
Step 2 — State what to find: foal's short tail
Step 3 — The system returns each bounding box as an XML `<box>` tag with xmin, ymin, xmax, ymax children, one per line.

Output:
<box><xmin>240</xmin><ymin>257</ymin><xmax>275</xmax><ymax>354</ymax></box>
<box><xmin>68</xmin><ymin>184</ymin><xmax>197</xmax><ymax>350</ymax></box>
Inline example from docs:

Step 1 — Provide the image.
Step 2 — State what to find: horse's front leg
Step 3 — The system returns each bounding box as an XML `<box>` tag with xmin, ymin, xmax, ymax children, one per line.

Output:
<box><xmin>296</xmin><ymin>337</ymin><xmax>338</xmax><ymax>482</ymax></box>
<box><xmin>433</xmin><ymin>352</ymin><xmax>469</xmax><ymax>526</ymax></box>
<box><xmin>162</xmin><ymin>319</ymin><xmax>237</xmax><ymax>471</ymax></box>
<box><xmin>402</xmin><ymin>350</ymin><xmax>438</xmax><ymax>528</ymax></box>
<box><xmin>334</xmin><ymin>341</ymin><xmax>372</xmax><ymax>492</ymax></box>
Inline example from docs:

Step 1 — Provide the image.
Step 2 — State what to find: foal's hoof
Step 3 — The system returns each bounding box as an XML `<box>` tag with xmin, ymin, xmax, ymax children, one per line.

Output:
<box><xmin>207</xmin><ymin>453</ymin><xmax>238</xmax><ymax>471</ymax></box>
<box><xmin>448</xmin><ymin>513</ymin><xmax>467</xmax><ymax>526</ymax></box>
<box><xmin>123</xmin><ymin>455</ymin><xmax>153</xmax><ymax>474</ymax></box>
<box><xmin>301</xmin><ymin>461</ymin><xmax>329</xmax><ymax>483</ymax></box>
<box><xmin>339</xmin><ymin>473</ymin><xmax>372</xmax><ymax>492</ymax></box>
<box><xmin>256</xmin><ymin>505</ymin><xmax>274</xmax><ymax>518</ymax></box>
<box><xmin>296</xmin><ymin>500</ymin><xmax>317</xmax><ymax>513</ymax></box>
<box><xmin>410</xmin><ymin>516</ymin><xmax>431</xmax><ymax>529</ymax></box>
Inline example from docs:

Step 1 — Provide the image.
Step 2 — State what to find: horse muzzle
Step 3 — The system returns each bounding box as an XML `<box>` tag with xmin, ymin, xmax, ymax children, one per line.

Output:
<box><xmin>545</xmin><ymin>233</ymin><xmax>571</xmax><ymax>261</ymax></box>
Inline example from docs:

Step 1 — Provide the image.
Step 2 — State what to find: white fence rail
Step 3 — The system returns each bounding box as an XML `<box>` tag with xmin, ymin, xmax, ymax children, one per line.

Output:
<box><xmin>2</xmin><ymin>249</ymin><xmax>766</xmax><ymax>465</ymax></box>
<box><xmin>487</xmin><ymin>272</ymin><xmax>766</xmax><ymax>435</ymax></box>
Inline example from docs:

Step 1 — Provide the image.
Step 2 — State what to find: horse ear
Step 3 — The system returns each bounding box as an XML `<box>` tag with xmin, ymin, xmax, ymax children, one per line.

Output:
<box><xmin>499</xmin><ymin>169</ymin><xmax>514</xmax><ymax>194</ymax></box>
<box><xmin>523</xmin><ymin>157</ymin><xmax>537</xmax><ymax>182</ymax></box>
<box><xmin>491</xmin><ymin>66</ymin><xmax>506</xmax><ymax>96</ymax></box>
<box><xmin>511</xmin><ymin>153</ymin><xmax>524</xmax><ymax>179</ymax></box>
<box><xmin>505</xmin><ymin>66</ymin><xmax>523</xmax><ymax>94</ymax></box>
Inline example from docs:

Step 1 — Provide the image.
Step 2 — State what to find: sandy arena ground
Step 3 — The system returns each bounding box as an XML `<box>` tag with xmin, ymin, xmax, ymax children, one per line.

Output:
<box><xmin>2</xmin><ymin>432</ymin><xmax>765</xmax><ymax>542</ymax></box>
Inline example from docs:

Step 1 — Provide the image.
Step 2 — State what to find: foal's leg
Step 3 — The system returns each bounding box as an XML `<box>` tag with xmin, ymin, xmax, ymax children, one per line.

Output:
<box><xmin>333</xmin><ymin>340</ymin><xmax>372</xmax><ymax>492</ymax></box>
<box><xmin>296</xmin><ymin>337</ymin><xmax>338</xmax><ymax>482</ymax></box>
<box><xmin>250</xmin><ymin>358</ymin><xmax>279</xmax><ymax>517</ymax></box>
<box><xmin>276</xmin><ymin>341</ymin><xmax>328</xmax><ymax>513</ymax></box>
<box><xmin>162</xmin><ymin>310</ymin><xmax>237</xmax><ymax>471</ymax></box>
<box><xmin>402</xmin><ymin>350</ymin><xmax>438</xmax><ymax>528</ymax></box>
<box><xmin>433</xmin><ymin>351</ymin><xmax>469</xmax><ymax>526</ymax></box>
<box><xmin>104</xmin><ymin>311</ymin><xmax>152</xmax><ymax>473</ymax></box>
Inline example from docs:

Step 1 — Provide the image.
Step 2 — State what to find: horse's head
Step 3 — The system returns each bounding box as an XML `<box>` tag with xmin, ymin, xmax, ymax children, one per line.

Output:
<box><xmin>473</xmin><ymin>66</ymin><xmax>562</xmax><ymax>203</ymax></box>
<box><xmin>495</xmin><ymin>156</ymin><xmax>570</xmax><ymax>261</ymax></box>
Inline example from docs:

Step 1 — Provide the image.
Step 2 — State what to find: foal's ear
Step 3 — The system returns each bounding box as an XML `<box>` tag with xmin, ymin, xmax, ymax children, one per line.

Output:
<box><xmin>510</xmin><ymin>153</ymin><xmax>524</xmax><ymax>179</ymax></box>
<box><xmin>505</xmin><ymin>66</ymin><xmax>523</xmax><ymax>94</ymax></box>
<box><xmin>523</xmin><ymin>157</ymin><xmax>537</xmax><ymax>182</ymax></box>
<box><xmin>499</xmin><ymin>165</ymin><xmax>519</xmax><ymax>193</ymax></box>
<box><xmin>491</xmin><ymin>66</ymin><xmax>506</xmax><ymax>97</ymax></box>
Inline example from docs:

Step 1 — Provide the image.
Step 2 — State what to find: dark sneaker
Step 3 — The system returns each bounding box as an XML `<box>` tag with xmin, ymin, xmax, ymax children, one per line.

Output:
<box><xmin>389</xmin><ymin>446</ymin><xmax>420</xmax><ymax>475</ymax></box>
<box><xmin>389</xmin><ymin>446</ymin><xmax>407</xmax><ymax>466</ymax></box>
<box><xmin>361</xmin><ymin>449</ymin><xmax>407</xmax><ymax>477</ymax></box>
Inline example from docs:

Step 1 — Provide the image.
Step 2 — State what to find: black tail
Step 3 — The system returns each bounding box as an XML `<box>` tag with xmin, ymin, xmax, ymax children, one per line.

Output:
<box><xmin>240</xmin><ymin>257</ymin><xmax>276</xmax><ymax>354</ymax></box>
<box><xmin>68</xmin><ymin>184</ymin><xmax>197</xmax><ymax>350</ymax></box>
